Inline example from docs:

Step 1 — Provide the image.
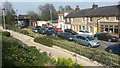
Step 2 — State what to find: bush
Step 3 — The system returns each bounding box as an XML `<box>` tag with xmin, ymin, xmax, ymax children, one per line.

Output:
<box><xmin>2</xmin><ymin>31</ymin><xmax>11</xmax><ymax>37</ymax></box>
<box><xmin>34</xmin><ymin>37</ymin><xmax>53</xmax><ymax>47</ymax></box>
<box><xmin>2</xmin><ymin>36</ymin><xmax>52</xmax><ymax>66</ymax></box>
<box><xmin>20</xmin><ymin>28</ymin><xmax>36</xmax><ymax>37</ymax></box>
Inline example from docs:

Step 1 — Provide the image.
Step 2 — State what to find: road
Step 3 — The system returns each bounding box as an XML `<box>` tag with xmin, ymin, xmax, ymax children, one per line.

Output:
<box><xmin>1</xmin><ymin>28</ymin><xmax>103</xmax><ymax>66</ymax></box>
<box><xmin>96</xmin><ymin>41</ymin><xmax>117</xmax><ymax>52</ymax></box>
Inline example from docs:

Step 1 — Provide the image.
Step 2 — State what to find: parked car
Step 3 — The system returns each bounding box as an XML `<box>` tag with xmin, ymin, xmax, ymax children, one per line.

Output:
<box><xmin>77</xmin><ymin>30</ymin><xmax>93</xmax><ymax>35</ymax></box>
<box><xmin>32</xmin><ymin>28</ymin><xmax>39</xmax><ymax>33</ymax></box>
<box><xmin>64</xmin><ymin>29</ymin><xmax>78</xmax><ymax>35</ymax></box>
<box><xmin>57</xmin><ymin>32</ymin><xmax>75</xmax><ymax>41</ymax></box>
<box><xmin>46</xmin><ymin>27</ymin><xmax>54</xmax><ymax>31</ymax></box>
<box><xmin>54</xmin><ymin>28</ymin><xmax>63</xmax><ymax>33</ymax></box>
<box><xmin>105</xmin><ymin>43</ymin><xmax>120</xmax><ymax>55</ymax></box>
<box><xmin>38</xmin><ymin>27</ymin><xmax>47</xmax><ymax>34</ymax></box>
<box><xmin>73</xmin><ymin>34</ymin><xmax>100</xmax><ymax>47</ymax></box>
<box><xmin>94</xmin><ymin>33</ymin><xmax>119</xmax><ymax>42</ymax></box>
<box><xmin>45</xmin><ymin>30</ymin><xmax>58</xmax><ymax>36</ymax></box>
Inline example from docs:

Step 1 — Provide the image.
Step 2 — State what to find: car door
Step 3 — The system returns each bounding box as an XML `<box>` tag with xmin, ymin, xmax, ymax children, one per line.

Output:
<box><xmin>81</xmin><ymin>36</ymin><xmax>89</xmax><ymax>46</ymax></box>
<box><xmin>115</xmin><ymin>44</ymin><xmax>120</xmax><ymax>55</ymax></box>
<box><xmin>75</xmin><ymin>36</ymin><xmax>82</xmax><ymax>44</ymax></box>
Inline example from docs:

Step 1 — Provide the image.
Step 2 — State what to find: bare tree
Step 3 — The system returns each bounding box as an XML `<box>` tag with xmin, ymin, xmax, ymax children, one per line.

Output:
<box><xmin>27</xmin><ymin>11</ymin><xmax>38</xmax><ymax>22</ymax></box>
<box><xmin>38</xmin><ymin>4</ymin><xmax>58</xmax><ymax>21</ymax></box>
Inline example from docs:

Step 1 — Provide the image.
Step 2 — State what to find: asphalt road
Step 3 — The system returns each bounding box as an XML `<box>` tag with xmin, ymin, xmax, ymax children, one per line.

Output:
<box><xmin>96</xmin><ymin>41</ymin><xmax>117</xmax><ymax>52</ymax></box>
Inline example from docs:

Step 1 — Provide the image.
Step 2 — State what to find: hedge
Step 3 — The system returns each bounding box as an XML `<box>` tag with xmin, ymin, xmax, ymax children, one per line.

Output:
<box><xmin>34</xmin><ymin>37</ymin><xmax>53</xmax><ymax>47</ymax></box>
<box><xmin>2</xmin><ymin>31</ymin><xmax>11</xmax><ymax>37</ymax></box>
<box><xmin>20</xmin><ymin>28</ymin><xmax>36</xmax><ymax>37</ymax></box>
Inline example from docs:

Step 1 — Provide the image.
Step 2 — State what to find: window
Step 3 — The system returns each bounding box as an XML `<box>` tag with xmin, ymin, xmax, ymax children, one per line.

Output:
<box><xmin>116</xmin><ymin>16</ymin><xmax>120</xmax><ymax>20</ymax></box>
<box><xmin>114</xmin><ymin>25</ymin><xmax>118</xmax><ymax>28</ymax></box>
<box><xmin>90</xmin><ymin>17</ymin><xmax>92</xmax><ymax>21</ymax></box>
<box><xmin>79</xmin><ymin>25</ymin><xmax>81</xmax><ymax>30</ymax></box>
<box><xmin>101</xmin><ymin>25</ymin><xmax>104</xmax><ymax>28</ymax></box>
<box><xmin>109</xmin><ymin>25</ymin><xmax>113</xmax><ymax>28</ymax></box>
<box><xmin>105</xmin><ymin>25</ymin><xmax>108</xmax><ymax>27</ymax></box>
<box><xmin>83</xmin><ymin>26</ymin><xmax>85</xmax><ymax>30</ymax></box>
<box><xmin>106</xmin><ymin>17</ymin><xmax>109</xmax><ymax>20</ymax></box>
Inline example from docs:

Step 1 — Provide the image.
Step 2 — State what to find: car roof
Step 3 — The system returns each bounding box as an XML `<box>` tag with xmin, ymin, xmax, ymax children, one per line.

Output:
<box><xmin>76</xmin><ymin>34</ymin><xmax>91</xmax><ymax>37</ymax></box>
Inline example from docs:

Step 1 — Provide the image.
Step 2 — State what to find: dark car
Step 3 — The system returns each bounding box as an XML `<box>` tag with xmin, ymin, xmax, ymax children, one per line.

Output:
<box><xmin>38</xmin><ymin>27</ymin><xmax>47</xmax><ymax>34</ymax></box>
<box><xmin>45</xmin><ymin>30</ymin><xmax>58</xmax><ymax>36</ymax></box>
<box><xmin>46</xmin><ymin>27</ymin><xmax>54</xmax><ymax>31</ymax></box>
<box><xmin>64</xmin><ymin>29</ymin><xmax>78</xmax><ymax>35</ymax></box>
<box><xmin>94</xmin><ymin>33</ymin><xmax>119</xmax><ymax>42</ymax></box>
<box><xmin>57</xmin><ymin>32</ymin><xmax>75</xmax><ymax>41</ymax></box>
<box><xmin>32</xmin><ymin>28</ymin><xmax>39</xmax><ymax>33</ymax></box>
<box><xmin>105</xmin><ymin>43</ymin><xmax>120</xmax><ymax>55</ymax></box>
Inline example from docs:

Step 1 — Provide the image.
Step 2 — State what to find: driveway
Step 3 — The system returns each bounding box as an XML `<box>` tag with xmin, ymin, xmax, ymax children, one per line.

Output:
<box><xmin>1</xmin><ymin>28</ymin><xmax>103</xmax><ymax>66</ymax></box>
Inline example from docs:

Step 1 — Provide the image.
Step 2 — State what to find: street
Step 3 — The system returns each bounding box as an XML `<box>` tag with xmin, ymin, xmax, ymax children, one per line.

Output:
<box><xmin>97</xmin><ymin>41</ymin><xmax>118</xmax><ymax>52</ymax></box>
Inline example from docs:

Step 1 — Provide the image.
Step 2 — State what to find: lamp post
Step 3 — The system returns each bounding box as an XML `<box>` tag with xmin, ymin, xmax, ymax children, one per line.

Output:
<box><xmin>16</xmin><ymin>10</ymin><xmax>19</xmax><ymax>27</ymax></box>
<box><xmin>2</xmin><ymin>8</ymin><xmax>5</xmax><ymax>29</ymax></box>
<box><xmin>50</xmin><ymin>4</ymin><xmax>53</xmax><ymax>23</ymax></box>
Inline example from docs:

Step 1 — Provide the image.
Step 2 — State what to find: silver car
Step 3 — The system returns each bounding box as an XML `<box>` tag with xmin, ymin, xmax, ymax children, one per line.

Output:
<box><xmin>74</xmin><ymin>34</ymin><xmax>100</xmax><ymax>47</ymax></box>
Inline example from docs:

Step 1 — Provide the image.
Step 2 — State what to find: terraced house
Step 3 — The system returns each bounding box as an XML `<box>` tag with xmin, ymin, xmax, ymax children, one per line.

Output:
<box><xmin>61</xmin><ymin>4</ymin><xmax>120</xmax><ymax>36</ymax></box>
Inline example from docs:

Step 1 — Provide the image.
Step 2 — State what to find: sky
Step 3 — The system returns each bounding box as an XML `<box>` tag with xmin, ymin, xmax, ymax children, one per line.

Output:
<box><xmin>0</xmin><ymin>0</ymin><xmax>119</xmax><ymax>15</ymax></box>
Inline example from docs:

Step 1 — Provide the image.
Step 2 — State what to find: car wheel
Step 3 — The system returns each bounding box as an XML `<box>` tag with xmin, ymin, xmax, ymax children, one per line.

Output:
<box><xmin>74</xmin><ymin>41</ymin><xmax>78</xmax><ymax>44</ymax></box>
<box><xmin>88</xmin><ymin>44</ymin><xmax>92</xmax><ymax>47</ymax></box>
<box><xmin>108</xmin><ymin>49</ymin><xmax>112</xmax><ymax>53</ymax></box>
<box><xmin>108</xmin><ymin>39</ymin><xmax>111</xmax><ymax>42</ymax></box>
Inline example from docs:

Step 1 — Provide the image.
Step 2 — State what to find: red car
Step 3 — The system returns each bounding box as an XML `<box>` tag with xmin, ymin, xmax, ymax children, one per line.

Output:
<box><xmin>54</xmin><ymin>28</ymin><xmax>63</xmax><ymax>33</ymax></box>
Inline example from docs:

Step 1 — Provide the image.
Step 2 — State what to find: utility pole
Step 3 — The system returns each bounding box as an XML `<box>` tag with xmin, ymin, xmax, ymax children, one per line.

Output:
<box><xmin>16</xmin><ymin>10</ymin><xmax>19</xmax><ymax>28</ymax></box>
<box><xmin>2</xmin><ymin>8</ymin><xmax>5</xmax><ymax>29</ymax></box>
<box><xmin>50</xmin><ymin>4</ymin><xmax>53</xmax><ymax>23</ymax></box>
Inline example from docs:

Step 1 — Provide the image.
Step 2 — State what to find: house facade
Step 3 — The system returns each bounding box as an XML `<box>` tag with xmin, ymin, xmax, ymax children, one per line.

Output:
<box><xmin>58</xmin><ymin>11</ymin><xmax>71</xmax><ymax>31</ymax></box>
<box><xmin>64</xmin><ymin>4</ymin><xmax>120</xmax><ymax>36</ymax></box>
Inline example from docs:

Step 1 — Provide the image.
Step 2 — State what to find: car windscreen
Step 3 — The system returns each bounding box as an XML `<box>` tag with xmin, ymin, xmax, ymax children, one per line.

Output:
<box><xmin>86</xmin><ymin>36</ymin><xmax>95</xmax><ymax>41</ymax></box>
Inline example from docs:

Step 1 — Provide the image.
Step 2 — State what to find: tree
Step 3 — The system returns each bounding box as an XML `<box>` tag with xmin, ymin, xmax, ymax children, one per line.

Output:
<box><xmin>64</xmin><ymin>5</ymin><xmax>73</xmax><ymax>12</ymax></box>
<box><xmin>2</xmin><ymin>2</ymin><xmax>15</xmax><ymax>26</ymax></box>
<box><xmin>59</xmin><ymin>5</ymin><xmax>73</xmax><ymax>12</ymax></box>
<box><xmin>38</xmin><ymin>4</ymin><xmax>58</xmax><ymax>21</ymax></box>
<box><xmin>27</xmin><ymin>11</ymin><xmax>38</xmax><ymax>22</ymax></box>
<box><xmin>59</xmin><ymin>5</ymin><xmax>64</xmax><ymax>12</ymax></box>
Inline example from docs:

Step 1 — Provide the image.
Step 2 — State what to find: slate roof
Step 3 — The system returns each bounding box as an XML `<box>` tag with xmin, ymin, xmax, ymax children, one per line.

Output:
<box><xmin>65</xmin><ymin>5</ymin><xmax>120</xmax><ymax>18</ymax></box>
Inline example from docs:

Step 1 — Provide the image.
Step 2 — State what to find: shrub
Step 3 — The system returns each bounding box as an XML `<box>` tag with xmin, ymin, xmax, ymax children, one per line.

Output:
<box><xmin>20</xmin><ymin>28</ymin><xmax>36</xmax><ymax>37</ymax></box>
<box><xmin>2</xmin><ymin>31</ymin><xmax>11</xmax><ymax>37</ymax></box>
<box><xmin>2</xmin><ymin>36</ymin><xmax>52</xmax><ymax>66</ymax></box>
<box><xmin>34</xmin><ymin>37</ymin><xmax>53</xmax><ymax>47</ymax></box>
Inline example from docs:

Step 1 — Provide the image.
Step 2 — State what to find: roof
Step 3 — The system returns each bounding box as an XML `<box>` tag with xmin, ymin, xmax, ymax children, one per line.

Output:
<box><xmin>65</xmin><ymin>5</ymin><xmax>120</xmax><ymax>18</ymax></box>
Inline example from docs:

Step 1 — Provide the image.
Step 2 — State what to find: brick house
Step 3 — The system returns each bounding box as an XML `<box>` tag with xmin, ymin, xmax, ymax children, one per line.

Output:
<box><xmin>64</xmin><ymin>4</ymin><xmax>120</xmax><ymax>36</ymax></box>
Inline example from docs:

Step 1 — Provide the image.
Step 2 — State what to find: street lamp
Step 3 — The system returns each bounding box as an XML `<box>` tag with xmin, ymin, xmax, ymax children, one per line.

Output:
<box><xmin>16</xmin><ymin>10</ymin><xmax>19</xmax><ymax>27</ymax></box>
<box><xmin>2</xmin><ymin>8</ymin><xmax>5</xmax><ymax>29</ymax></box>
<box><xmin>50</xmin><ymin>4</ymin><xmax>53</xmax><ymax>23</ymax></box>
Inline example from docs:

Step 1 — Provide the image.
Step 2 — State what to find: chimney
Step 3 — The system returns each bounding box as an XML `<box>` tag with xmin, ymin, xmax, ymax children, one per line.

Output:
<box><xmin>92</xmin><ymin>3</ymin><xmax>98</xmax><ymax>9</ymax></box>
<box><xmin>75</xmin><ymin>5</ymin><xmax>80</xmax><ymax>12</ymax></box>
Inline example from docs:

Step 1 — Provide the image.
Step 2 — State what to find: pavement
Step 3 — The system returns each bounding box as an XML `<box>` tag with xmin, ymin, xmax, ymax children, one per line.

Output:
<box><xmin>1</xmin><ymin>28</ymin><xmax>103</xmax><ymax>66</ymax></box>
